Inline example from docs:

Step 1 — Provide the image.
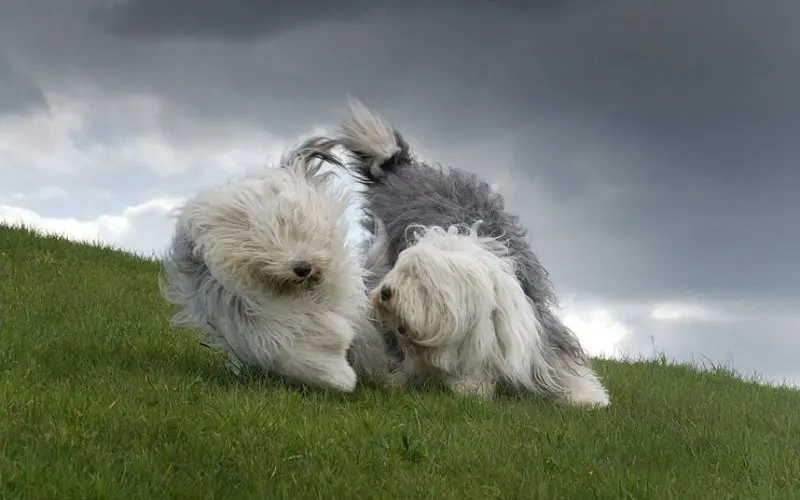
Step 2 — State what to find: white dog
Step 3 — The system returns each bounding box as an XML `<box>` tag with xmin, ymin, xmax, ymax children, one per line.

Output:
<box><xmin>368</xmin><ymin>217</ymin><xmax>610</xmax><ymax>406</ymax></box>
<box><xmin>159</xmin><ymin>139</ymin><xmax>392</xmax><ymax>392</ymax></box>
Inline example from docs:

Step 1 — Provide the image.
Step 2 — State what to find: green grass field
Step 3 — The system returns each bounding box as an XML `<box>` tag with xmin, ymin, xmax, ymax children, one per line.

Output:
<box><xmin>1</xmin><ymin>223</ymin><xmax>798</xmax><ymax>499</ymax></box>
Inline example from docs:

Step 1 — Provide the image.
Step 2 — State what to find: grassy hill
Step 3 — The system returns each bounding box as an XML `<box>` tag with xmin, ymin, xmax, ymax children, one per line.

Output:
<box><xmin>1</xmin><ymin>223</ymin><xmax>798</xmax><ymax>499</ymax></box>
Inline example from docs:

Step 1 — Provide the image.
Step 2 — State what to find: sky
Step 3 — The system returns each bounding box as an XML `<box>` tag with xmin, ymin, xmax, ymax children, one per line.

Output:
<box><xmin>1</xmin><ymin>0</ymin><xmax>798</xmax><ymax>387</ymax></box>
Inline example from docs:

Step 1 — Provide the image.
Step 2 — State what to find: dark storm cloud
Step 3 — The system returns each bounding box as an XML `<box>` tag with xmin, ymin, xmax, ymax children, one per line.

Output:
<box><xmin>97</xmin><ymin>0</ymin><xmax>570</xmax><ymax>40</ymax></box>
<box><xmin>1</xmin><ymin>0</ymin><xmax>798</xmax><ymax>305</ymax></box>
<box><xmin>98</xmin><ymin>0</ymin><xmax>376</xmax><ymax>41</ymax></box>
<box><xmin>0</xmin><ymin>53</ymin><xmax>47</xmax><ymax>115</ymax></box>
<box><xmin>495</xmin><ymin>1</ymin><xmax>800</xmax><ymax>302</ymax></box>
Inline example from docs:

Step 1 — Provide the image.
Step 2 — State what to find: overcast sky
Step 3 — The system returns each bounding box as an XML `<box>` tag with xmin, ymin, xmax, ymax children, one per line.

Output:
<box><xmin>1</xmin><ymin>0</ymin><xmax>798</xmax><ymax>387</ymax></box>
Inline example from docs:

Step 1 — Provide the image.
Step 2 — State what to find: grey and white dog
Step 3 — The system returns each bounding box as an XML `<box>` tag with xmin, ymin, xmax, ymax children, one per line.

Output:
<box><xmin>315</xmin><ymin>100</ymin><xmax>610</xmax><ymax>406</ymax></box>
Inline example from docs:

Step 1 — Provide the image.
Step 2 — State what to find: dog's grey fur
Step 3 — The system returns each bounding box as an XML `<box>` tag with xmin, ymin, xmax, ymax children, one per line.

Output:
<box><xmin>317</xmin><ymin>99</ymin><xmax>597</xmax><ymax>401</ymax></box>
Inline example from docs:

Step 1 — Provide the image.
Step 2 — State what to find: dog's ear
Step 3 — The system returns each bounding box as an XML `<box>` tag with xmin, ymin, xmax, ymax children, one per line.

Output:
<box><xmin>489</xmin><ymin>267</ymin><xmax>561</xmax><ymax>394</ymax></box>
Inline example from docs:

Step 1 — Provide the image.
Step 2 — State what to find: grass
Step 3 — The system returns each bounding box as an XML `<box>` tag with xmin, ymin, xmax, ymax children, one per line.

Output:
<box><xmin>1</xmin><ymin>223</ymin><xmax>799</xmax><ymax>500</ymax></box>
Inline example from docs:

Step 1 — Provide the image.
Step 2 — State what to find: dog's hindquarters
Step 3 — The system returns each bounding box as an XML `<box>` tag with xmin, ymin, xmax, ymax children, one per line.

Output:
<box><xmin>159</xmin><ymin>215</ymin><xmax>250</xmax><ymax>370</ymax></box>
<box><xmin>159</xmin><ymin>216</ymin><xmax>214</xmax><ymax>334</ymax></box>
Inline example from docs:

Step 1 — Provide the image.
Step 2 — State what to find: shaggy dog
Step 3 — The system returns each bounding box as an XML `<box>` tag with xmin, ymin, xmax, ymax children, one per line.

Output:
<box><xmin>159</xmin><ymin>139</ymin><xmax>392</xmax><ymax>392</ymax></box>
<box><xmin>318</xmin><ymin>100</ymin><xmax>610</xmax><ymax>406</ymax></box>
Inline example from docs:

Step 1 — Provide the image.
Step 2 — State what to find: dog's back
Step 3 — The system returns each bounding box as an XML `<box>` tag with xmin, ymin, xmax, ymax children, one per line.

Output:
<box><xmin>336</xmin><ymin>101</ymin><xmax>555</xmax><ymax>303</ymax></box>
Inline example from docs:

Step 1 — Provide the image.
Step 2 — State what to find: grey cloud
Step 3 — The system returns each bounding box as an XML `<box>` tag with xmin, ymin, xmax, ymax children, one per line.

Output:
<box><xmin>0</xmin><ymin>53</ymin><xmax>47</xmax><ymax>115</ymax></box>
<box><xmin>97</xmin><ymin>0</ymin><xmax>377</xmax><ymax>41</ymax></box>
<box><xmin>97</xmin><ymin>0</ymin><xmax>570</xmax><ymax>41</ymax></box>
<box><xmin>0</xmin><ymin>1</ymin><xmax>585</xmax><ymax>134</ymax></box>
<box><xmin>2</xmin><ymin>0</ymin><xmax>797</xmax><ymax>302</ymax></box>
<box><xmin>493</xmin><ymin>1</ymin><xmax>800</xmax><ymax>301</ymax></box>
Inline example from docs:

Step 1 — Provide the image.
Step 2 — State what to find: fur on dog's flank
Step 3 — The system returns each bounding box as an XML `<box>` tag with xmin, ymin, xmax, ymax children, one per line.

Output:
<box><xmin>159</xmin><ymin>138</ymin><xmax>392</xmax><ymax>392</ymax></box>
<box><xmin>325</xmin><ymin>99</ymin><xmax>610</xmax><ymax>406</ymax></box>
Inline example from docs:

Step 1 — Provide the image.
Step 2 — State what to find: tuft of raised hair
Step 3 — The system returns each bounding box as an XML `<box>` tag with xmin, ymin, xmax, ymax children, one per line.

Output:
<box><xmin>281</xmin><ymin>136</ymin><xmax>344</xmax><ymax>182</ymax></box>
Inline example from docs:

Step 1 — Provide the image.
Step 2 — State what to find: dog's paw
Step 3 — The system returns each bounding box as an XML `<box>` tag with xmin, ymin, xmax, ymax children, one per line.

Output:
<box><xmin>289</xmin><ymin>353</ymin><xmax>359</xmax><ymax>393</ymax></box>
<box><xmin>553</xmin><ymin>363</ymin><xmax>611</xmax><ymax>408</ymax></box>
<box><xmin>446</xmin><ymin>374</ymin><xmax>496</xmax><ymax>401</ymax></box>
<box><xmin>560</xmin><ymin>389</ymin><xmax>611</xmax><ymax>408</ymax></box>
<box><xmin>319</xmin><ymin>362</ymin><xmax>358</xmax><ymax>393</ymax></box>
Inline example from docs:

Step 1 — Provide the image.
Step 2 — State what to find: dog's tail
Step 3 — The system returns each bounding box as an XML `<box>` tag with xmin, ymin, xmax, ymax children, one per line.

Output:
<box><xmin>336</xmin><ymin>98</ymin><xmax>413</xmax><ymax>182</ymax></box>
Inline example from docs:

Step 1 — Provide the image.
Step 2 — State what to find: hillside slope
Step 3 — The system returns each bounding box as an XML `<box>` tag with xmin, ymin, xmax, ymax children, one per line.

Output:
<box><xmin>1</xmin><ymin>224</ymin><xmax>798</xmax><ymax>499</ymax></box>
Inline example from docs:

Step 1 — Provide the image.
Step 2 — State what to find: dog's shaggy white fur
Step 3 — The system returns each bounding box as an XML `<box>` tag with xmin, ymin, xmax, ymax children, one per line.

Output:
<box><xmin>159</xmin><ymin>139</ymin><xmax>392</xmax><ymax>392</ymax></box>
<box><xmin>369</xmin><ymin>219</ymin><xmax>609</xmax><ymax>405</ymax></box>
<box><xmin>312</xmin><ymin>100</ymin><xmax>610</xmax><ymax>407</ymax></box>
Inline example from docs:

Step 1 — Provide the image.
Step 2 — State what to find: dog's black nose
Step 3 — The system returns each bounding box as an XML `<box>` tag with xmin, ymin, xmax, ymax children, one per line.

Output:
<box><xmin>292</xmin><ymin>261</ymin><xmax>313</xmax><ymax>278</ymax></box>
<box><xmin>380</xmin><ymin>285</ymin><xmax>392</xmax><ymax>302</ymax></box>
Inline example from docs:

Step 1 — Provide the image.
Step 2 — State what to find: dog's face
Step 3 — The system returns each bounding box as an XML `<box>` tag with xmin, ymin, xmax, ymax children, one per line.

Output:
<box><xmin>370</xmin><ymin>226</ymin><xmax>496</xmax><ymax>357</ymax></box>
<box><xmin>189</xmin><ymin>166</ymin><xmax>352</xmax><ymax>297</ymax></box>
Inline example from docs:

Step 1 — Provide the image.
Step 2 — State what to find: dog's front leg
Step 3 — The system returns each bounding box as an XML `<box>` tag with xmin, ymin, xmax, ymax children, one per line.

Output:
<box><xmin>346</xmin><ymin>316</ymin><xmax>398</xmax><ymax>388</ymax></box>
<box><xmin>277</xmin><ymin>313</ymin><xmax>358</xmax><ymax>392</ymax></box>
<box><xmin>385</xmin><ymin>355</ymin><xmax>427</xmax><ymax>391</ymax></box>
